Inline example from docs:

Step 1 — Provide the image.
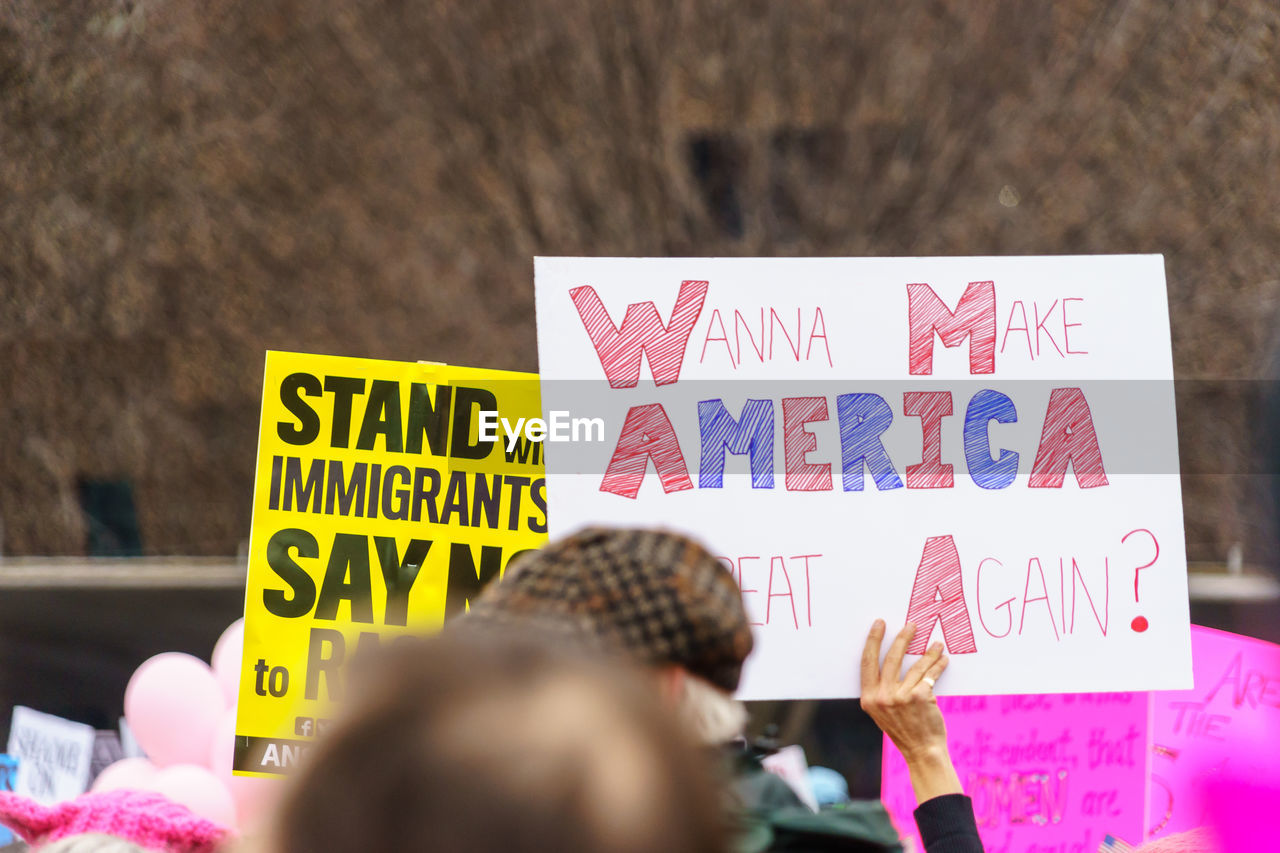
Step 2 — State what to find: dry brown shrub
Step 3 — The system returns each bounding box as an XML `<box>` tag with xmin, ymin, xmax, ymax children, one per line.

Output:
<box><xmin>1</xmin><ymin>0</ymin><xmax>1278</xmax><ymax>561</ymax></box>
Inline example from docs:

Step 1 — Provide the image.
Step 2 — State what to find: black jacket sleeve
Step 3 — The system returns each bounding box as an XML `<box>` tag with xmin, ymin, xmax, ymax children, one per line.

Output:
<box><xmin>913</xmin><ymin>794</ymin><xmax>984</xmax><ymax>853</ymax></box>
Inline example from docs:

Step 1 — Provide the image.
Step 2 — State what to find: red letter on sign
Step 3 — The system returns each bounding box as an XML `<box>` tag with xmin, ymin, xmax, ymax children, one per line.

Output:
<box><xmin>907</xmin><ymin>281</ymin><xmax>996</xmax><ymax>375</ymax></box>
<box><xmin>904</xmin><ymin>535</ymin><xmax>978</xmax><ymax>654</ymax></box>
<box><xmin>570</xmin><ymin>281</ymin><xmax>709</xmax><ymax>388</ymax></box>
<box><xmin>782</xmin><ymin>397</ymin><xmax>833</xmax><ymax>491</ymax></box>
<box><xmin>601</xmin><ymin>404</ymin><xmax>694</xmax><ymax>498</ymax></box>
<box><xmin>903</xmin><ymin>390</ymin><xmax>955</xmax><ymax>488</ymax></box>
<box><xmin>1029</xmin><ymin>387</ymin><xmax>1109</xmax><ymax>488</ymax></box>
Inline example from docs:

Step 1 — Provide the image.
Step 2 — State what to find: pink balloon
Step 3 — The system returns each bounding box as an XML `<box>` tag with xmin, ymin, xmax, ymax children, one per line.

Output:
<box><xmin>152</xmin><ymin>763</ymin><xmax>236</xmax><ymax>827</ymax></box>
<box><xmin>124</xmin><ymin>652</ymin><xmax>224</xmax><ymax>767</ymax></box>
<box><xmin>207</xmin><ymin>708</ymin><xmax>238</xmax><ymax>778</ymax></box>
<box><xmin>211</xmin><ymin>619</ymin><xmax>245</xmax><ymax>707</ymax></box>
<box><xmin>207</xmin><ymin>706</ymin><xmax>282</xmax><ymax>830</ymax></box>
<box><xmin>91</xmin><ymin>757</ymin><xmax>159</xmax><ymax>792</ymax></box>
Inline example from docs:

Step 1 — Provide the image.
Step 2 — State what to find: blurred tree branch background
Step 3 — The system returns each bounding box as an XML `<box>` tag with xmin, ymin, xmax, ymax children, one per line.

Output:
<box><xmin>1</xmin><ymin>0</ymin><xmax>1277</xmax><ymax>562</ymax></box>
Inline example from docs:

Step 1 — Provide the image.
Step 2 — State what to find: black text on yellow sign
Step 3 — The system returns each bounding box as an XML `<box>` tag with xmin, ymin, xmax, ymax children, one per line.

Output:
<box><xmin>234</xmin><ymin>352</ymin><xmax>546</xmax><ymax>776</ymax></box>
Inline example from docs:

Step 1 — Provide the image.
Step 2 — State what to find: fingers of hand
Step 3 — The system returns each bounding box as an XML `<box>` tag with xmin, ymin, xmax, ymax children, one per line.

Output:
<box><xmin>924</xmin><ymin>654</ymin><xmax>949</xmax><ymax>686</ymax></box>
<box><xmin>881</xmin><ymin>622</ymin><xmax>916</xmax><ymax>685</ymax></box>
<box><xmin>906</xmin><ymin>654</ymin><xmax>950</xmax><ymax>704</ymax></box>
<box><xmin>860</xmin><ymin>687</ymin><xmax>895</xmax><ymax>719</ymax></box>
<box><xmin>860</xmin><ymin>619</ymin><xmax>886</xmax><ymax>692</ymax></box>
<box><xmin>901</xmin><ymin>641</ymin><xmax>944</xmax><ymax>690</ymax></box>
<box><xmin>911</xmin><ymin>682</ymin><xmax>938</xmax><ymax>703</ymax></box>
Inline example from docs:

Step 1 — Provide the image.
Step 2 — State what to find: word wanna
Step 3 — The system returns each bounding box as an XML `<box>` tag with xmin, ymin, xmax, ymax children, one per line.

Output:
<box><xmin>477</xmin><ymin>410</ymin><xmax>605</xmax><ymax>452</ymax></box>
<box><xmin>698</xmin><ymin>306</ymin><xmax>833</xmax><ymax>368</ymax></box>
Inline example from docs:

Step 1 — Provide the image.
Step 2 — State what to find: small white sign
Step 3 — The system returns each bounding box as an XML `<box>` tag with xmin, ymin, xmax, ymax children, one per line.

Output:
<box><xmin>6</xmin><ymin>706</ymin><xmax>95</xmax><ymax>804</ymax></box>
<box><xmin>761</xmin><ymin>744</ymin><xmax>818</xmax><ymax>812</ymax></box>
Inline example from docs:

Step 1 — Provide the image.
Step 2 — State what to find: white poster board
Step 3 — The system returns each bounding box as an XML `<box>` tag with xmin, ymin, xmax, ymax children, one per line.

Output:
<box><xmin>534</xmin><ymin>256</ymin><xmax>1191</xmax><ymax>699</ymax></box>
<box><xmin>6</xmin><ymin>706</ymin><xmax>96</xmax><ymax>804</ymax></box>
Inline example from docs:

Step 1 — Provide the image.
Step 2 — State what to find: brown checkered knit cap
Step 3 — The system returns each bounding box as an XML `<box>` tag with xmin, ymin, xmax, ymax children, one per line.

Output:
<box><xmin>464</xmin><ymin>528</ymin><xmax>753</xmax><ymax>692</ymax></box>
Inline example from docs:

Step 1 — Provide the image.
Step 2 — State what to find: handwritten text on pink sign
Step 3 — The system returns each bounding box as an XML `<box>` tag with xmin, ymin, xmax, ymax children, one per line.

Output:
<box><xmin>882</xmin><ymin>693</ymin><xmax>1150</xmax><ymax>853</ymax></box>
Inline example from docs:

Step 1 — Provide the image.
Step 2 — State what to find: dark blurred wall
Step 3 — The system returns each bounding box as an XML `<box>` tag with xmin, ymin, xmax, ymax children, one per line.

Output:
<box><xmin>1</xmin><ymin>1</ymin><xmax>1278</xmax><ymax>566</ymax></box>
<box><xmin>0</xmin><ymin>585</ymin><xmax>243</xmax><ymax>745</ymax></box>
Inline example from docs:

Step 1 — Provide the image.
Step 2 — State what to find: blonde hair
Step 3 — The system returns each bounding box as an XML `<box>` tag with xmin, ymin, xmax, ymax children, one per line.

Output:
<box><xmin>1135</xmin><ymin>829</ymin><xmax>1218</xmax><ymax>853</ymax></box>
<box><xmin>675</xmin><ymin>672</ymin><xmax>747</xmax><ymax>745</ymax></box>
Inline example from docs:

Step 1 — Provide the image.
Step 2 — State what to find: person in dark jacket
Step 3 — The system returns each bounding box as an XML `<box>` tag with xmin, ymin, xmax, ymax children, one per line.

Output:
<box><xmin>461</xmin><ymin>527</ymin><xmax>983</xmax><ymax>853</ymax></box>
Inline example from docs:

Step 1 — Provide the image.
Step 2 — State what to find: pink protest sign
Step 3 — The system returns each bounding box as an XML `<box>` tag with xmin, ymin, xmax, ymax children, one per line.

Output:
<box><xmin>882</xmin><ymin>693</ymin><xmax>1150</xmax><ymax>852</ymax></box>
<box><xmin>1148</xmin><ymin>625</ymin><xmax>1280</xmax><ymax>841</ymax></box>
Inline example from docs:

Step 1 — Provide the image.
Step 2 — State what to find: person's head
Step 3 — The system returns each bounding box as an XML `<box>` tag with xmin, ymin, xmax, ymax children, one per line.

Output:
<box><xmin>461</xmin><ymin>527</ymin><xmax>754</xmax><ymax>744</ymax></box>
<box><xmin>1134</xmin><ymin>829</ymin><xmax>1218</xmax><ymax>852</ymax></box>
<box><xmin>0</xmin><ymin>791</ymin><xmax>227</xmax><ymax>853</ymax></box>
<box><xmin>268</xmin><ymin>631</ymin><xmax>729</xmax><ymax>853</ymax></box>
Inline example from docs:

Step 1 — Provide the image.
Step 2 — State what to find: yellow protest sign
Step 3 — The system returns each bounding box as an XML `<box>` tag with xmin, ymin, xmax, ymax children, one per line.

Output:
<box><xmin>234</xmin><ymin>351</ymin><xmax>546</xmax><ymax>776</ymax></box>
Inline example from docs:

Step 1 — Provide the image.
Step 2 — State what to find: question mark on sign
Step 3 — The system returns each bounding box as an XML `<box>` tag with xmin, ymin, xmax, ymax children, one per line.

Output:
<box><xmin>1121</xmin><ymin>528</ymin><xmax>1159</xmax><ymax>632</ymax></box>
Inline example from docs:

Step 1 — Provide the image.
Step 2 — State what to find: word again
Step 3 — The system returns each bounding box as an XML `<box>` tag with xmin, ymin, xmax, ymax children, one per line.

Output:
<box><xmin>903</xmin><ymin>530</ymin><xmax>1159</xmax><ymax>654</ymax></box>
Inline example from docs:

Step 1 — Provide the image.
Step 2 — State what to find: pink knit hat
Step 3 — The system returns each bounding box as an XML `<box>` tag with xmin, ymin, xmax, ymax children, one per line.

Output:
<box><xmin>0</xmin><ymin>790</ymin><xmax>231</xmax><ymax>852</ymax></box>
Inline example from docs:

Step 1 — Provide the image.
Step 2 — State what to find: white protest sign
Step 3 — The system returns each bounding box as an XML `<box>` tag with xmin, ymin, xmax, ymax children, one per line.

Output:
<box><xmin>534</xmin><ymin>256</ymin><xmax>1191</xmax><ymax>699</ymax></box>
<box><xmin>6</xmin><ymin>706</ymin><xmax>96</xmax><ymax>803</ymax></box>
